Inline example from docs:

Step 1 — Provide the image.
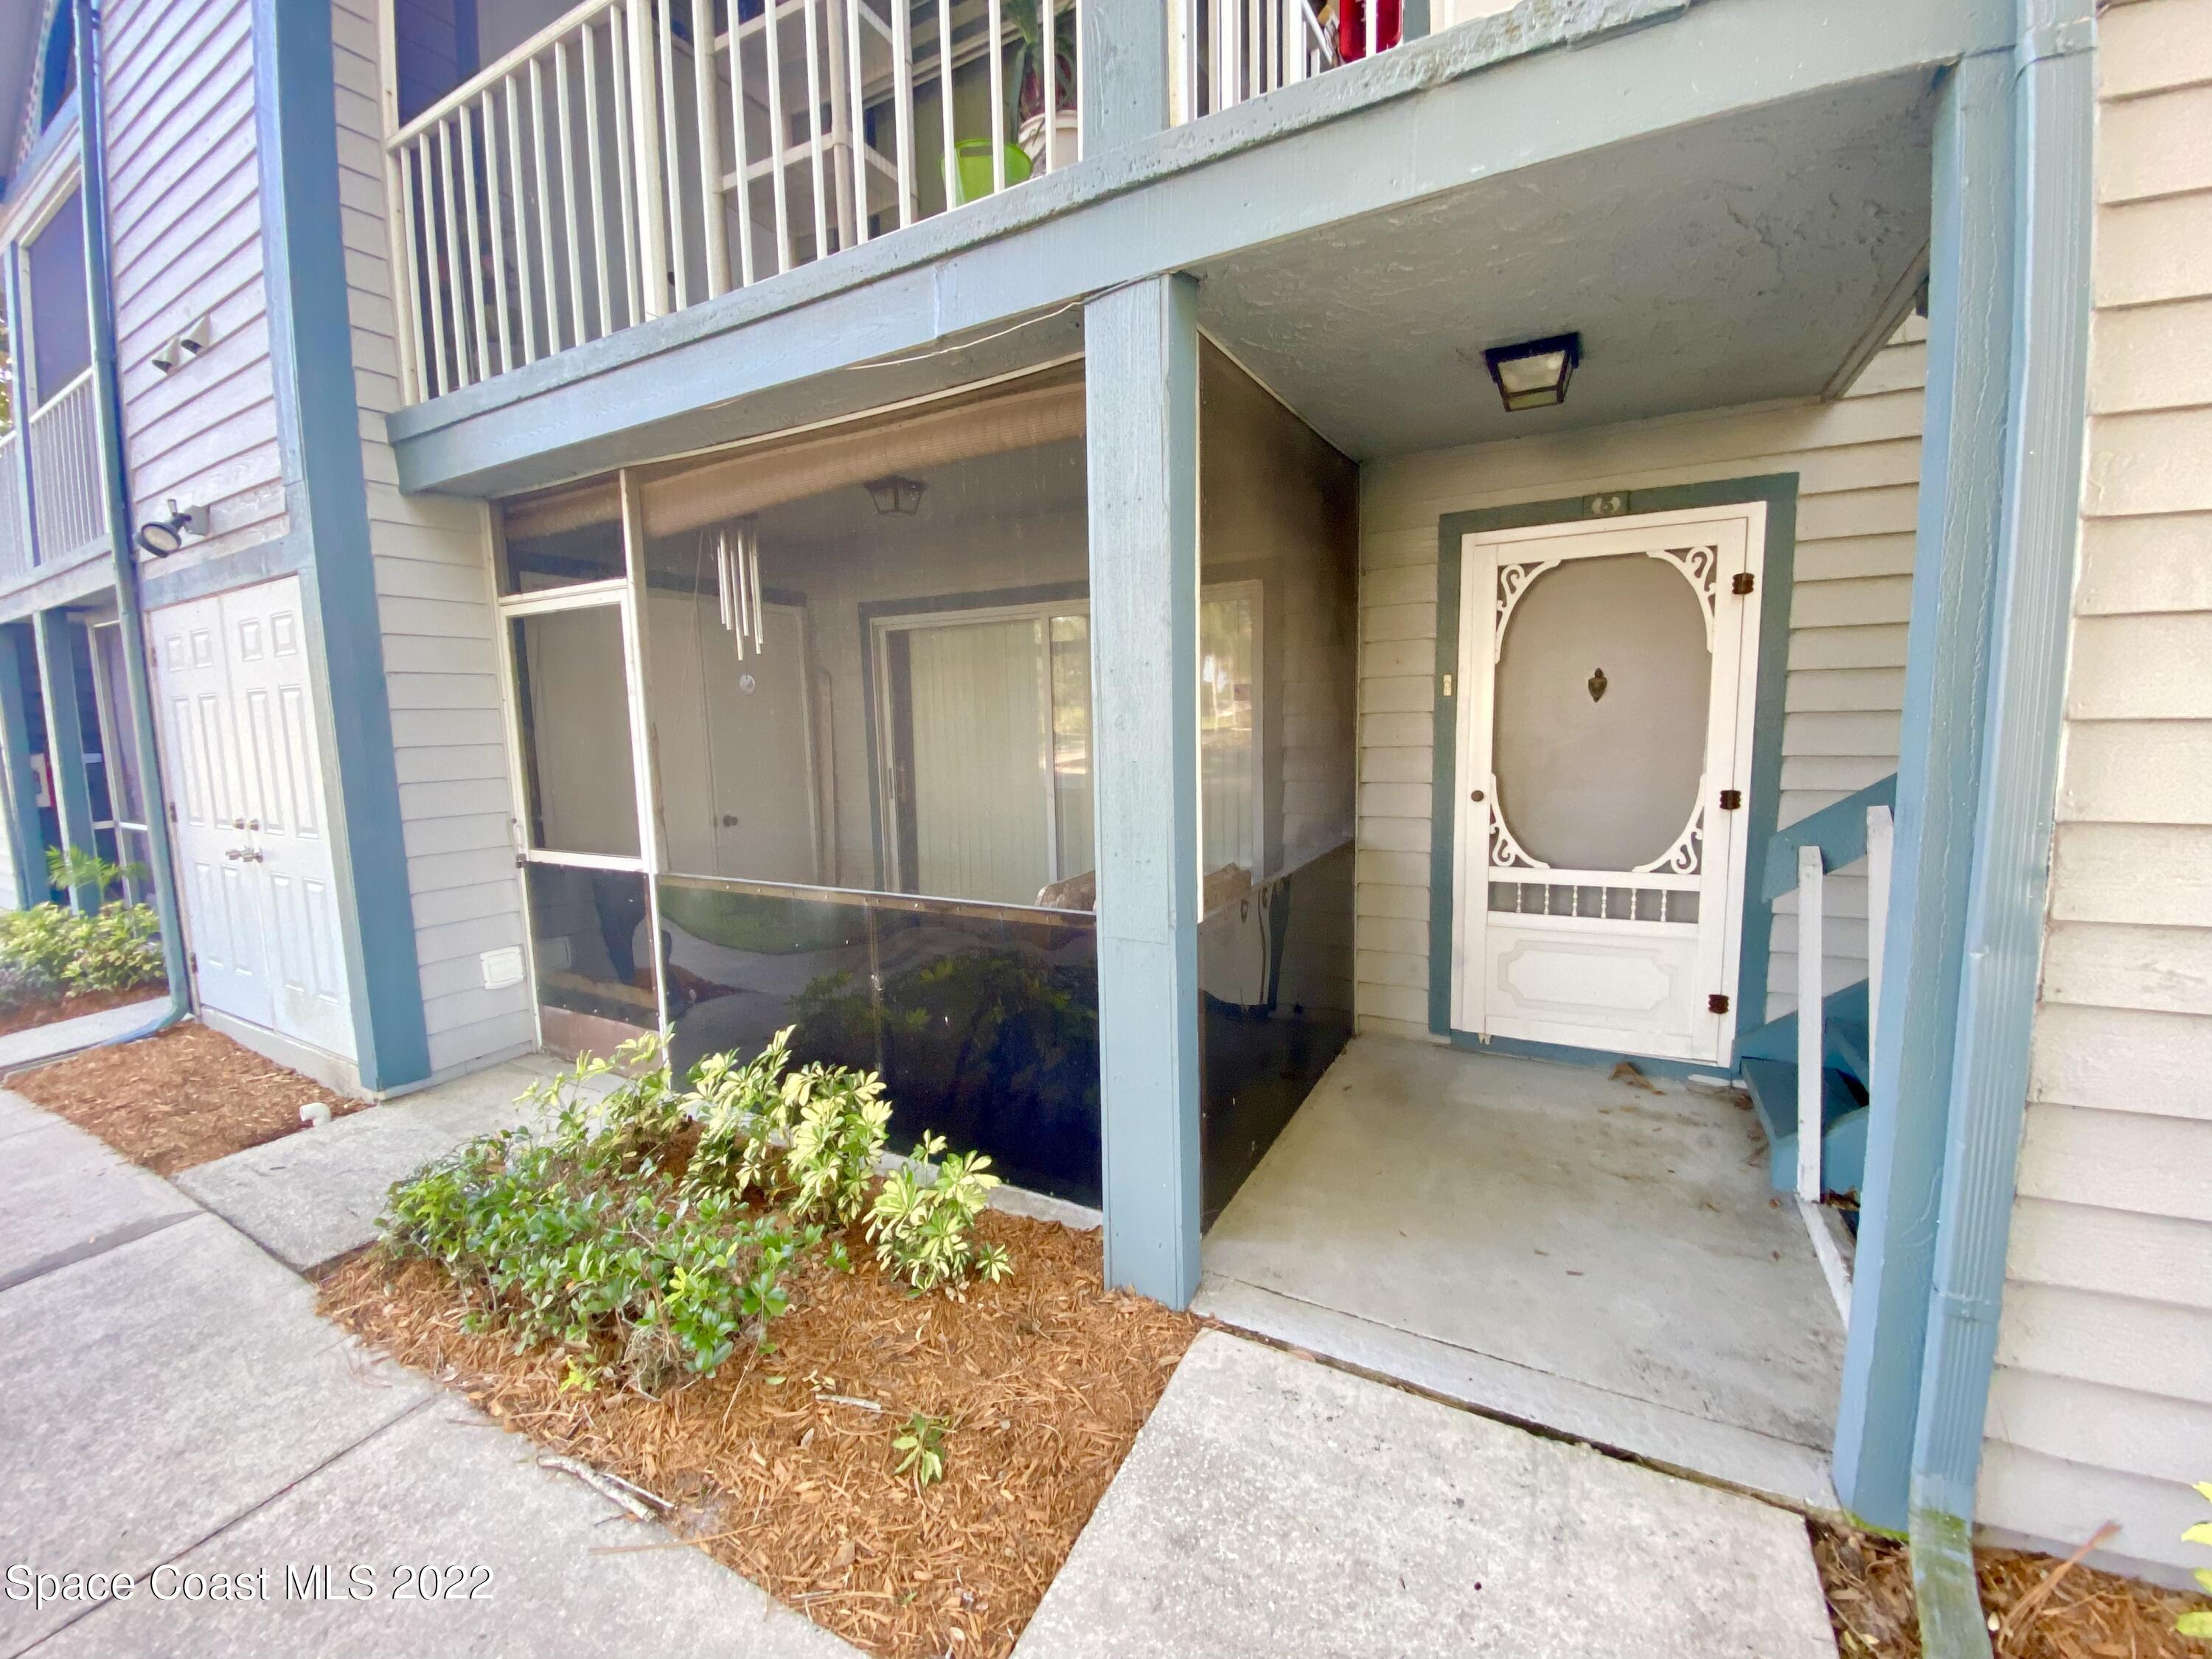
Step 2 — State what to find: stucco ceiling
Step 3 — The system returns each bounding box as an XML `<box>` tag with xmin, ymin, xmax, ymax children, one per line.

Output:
<box><xmin>1191</xmin><ymin>69</ymin><xmax>1938</xmax><ymax>462</ymax></box>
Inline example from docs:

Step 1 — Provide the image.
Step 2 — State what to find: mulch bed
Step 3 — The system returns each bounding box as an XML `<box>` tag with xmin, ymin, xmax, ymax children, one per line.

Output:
<box><xmin>9</xmin><ymin>1020</ymin><xmax>362</xmax><ymax>1175</ymax></box>
<box><xmin>0</xmin><ymin>981</ymin><xmax>167</xmax><ymax>1040</ymax></box>
<box><xmin>1815</xmin><ymin>1522</ymin><xmax>2212</xmax><ymax>1658</ymax></box>
<box><xmin>320</xmin><ymin>1209</ymin><xmax>1197</xmax><ymax>1659</ymax></box>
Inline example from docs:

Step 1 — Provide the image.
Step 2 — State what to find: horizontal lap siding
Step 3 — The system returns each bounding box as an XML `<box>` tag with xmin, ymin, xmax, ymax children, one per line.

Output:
<box><xmin>334</xmin><ymin>0</ymin><xmax>534</xmax><ymax>1074</ymax></box>
<box><xmin>1354</xmin><ymin>327</ymin><xmax>1927</xmax><ymax>1041</ymax></box>
<box><xmin>1980</xmin><ymin>1</ymin><xmax>2212</xmax><ymax>1576</ymax></box>
<box><xmin>106</xmin><ymin>0</ymin><xmax>285</xmax><ymax>563</ymax></box>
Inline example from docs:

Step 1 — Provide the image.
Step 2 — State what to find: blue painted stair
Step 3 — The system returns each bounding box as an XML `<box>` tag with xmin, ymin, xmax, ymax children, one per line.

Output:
<box><xmin>1737</xmin><ymin>981</ymin><xmax>1871</xmax><ymax>1197</ymax></box>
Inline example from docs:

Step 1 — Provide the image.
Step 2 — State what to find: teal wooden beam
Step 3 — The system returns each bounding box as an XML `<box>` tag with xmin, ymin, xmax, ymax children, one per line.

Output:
<box><xmin>1087</xmin><ymin>273</ymin><xmax>1203</xmax><ymax>1308</ymax></box>
<box><xmin>1832</xmin><ymin>48</ymin><xmax>2016</xmax><ymax>1534</ymax></box>
<box><xmin>1910</xmin><ymin>3</ymin><xmax>2095</xmax><ymax>1644</ymax></box>
<box><xmin>0</xmin><ymin>627</ymin><xmax>46</xmax><ymax>909</ymax></box>
<box><xmin>1760</xmin><ymin>773</ymin><xmax>1900</xmax><ymax>902</ymax></box>
<box><xmin>32</xmin><ymin>611</ymin><xmax>97</xmax><ymax>911</ymax></box>
<box><xmin>253</xmin><ymin>0</ymin><xmax>431</xmax><ymax>1089</ymax></box>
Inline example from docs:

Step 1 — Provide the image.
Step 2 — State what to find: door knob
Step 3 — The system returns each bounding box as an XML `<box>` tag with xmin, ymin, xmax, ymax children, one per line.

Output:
<box><xmin>225</xmin><ymin>849</ymin><xmax>241</xmax><ymax>860</ymax></box>
<box><xmin>1470</xmin><ymin>788</ymin><xmax>1486</xmax><ymax>803</ymax></box>
<box><xmin>720</xmin><ymin>813</ymin><xmax>740</xmax><ymax>827</ymax></box>
<box><xmin>232</xmin><ymin>818</ymin><xmax>246</xmax><ymax>830</ymax></box>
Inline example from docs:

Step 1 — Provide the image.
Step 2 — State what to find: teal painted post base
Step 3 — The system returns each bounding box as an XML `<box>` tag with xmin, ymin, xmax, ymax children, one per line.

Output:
<box><xmin>0</xmin><ymin>627</ymin><xmax>46</xmax><ymax>909</ymax></box>
<box><xmin>1086</xmin><ymin>274</ymin><xmax>1203</xmax><ymax>1310</ymax></box>
<box><xmin>1831</xmin><ymin>49</ymin><xmax>2017</xmax><ymax>1532</ymax></box>
<box><xmin>32</xmin><ymin>612</ymin><xmax>98</xmax><ymax>912</ymax></box>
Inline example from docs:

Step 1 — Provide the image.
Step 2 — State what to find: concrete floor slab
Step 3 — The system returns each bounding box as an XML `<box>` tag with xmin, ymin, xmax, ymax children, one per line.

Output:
<box><xmin>0</xmin><ymin>1100</ymin><xmax>197</xmax><ymax>1283</ymax></box>
<box><xmin>0</xmin><ymin>1213</ymin><xmax>434</xmax><ymax>1653</ymax></box>
<box><xmin>1198</xmin><ymin>1037</ymin><xmax>1845</xmax><ymax>1492</ymax></box>
<box><xmin>173</xmin><ymin>1061</ymin><xmax>548</xmax><ymax>1271</ymax></box>
<box><xmin>34</xmin><ymin>1401</ymin><xmax>859</xmax><ymax>1659</ymax></box>
<box><xmin>0</xmin><ymin>996</ymin><xmax>167</xmax><ymax>1073</ymax></box>
<box><xmin>1015</xmin><ymin>1331</ymin><xmax>1837</xmax><ymax>1659</ymax></box>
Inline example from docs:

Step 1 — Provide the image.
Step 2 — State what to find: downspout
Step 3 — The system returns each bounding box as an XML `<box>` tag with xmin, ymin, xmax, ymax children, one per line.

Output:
<box><xmin>1907</xmin><ymin>1</ymin><xmax>2095</xmax><ymax>1652</ymax></box>
<box><xmin>69</xmin><ymin>0</ymin><xmax>189</xmax><ymax>1040</ymax></box>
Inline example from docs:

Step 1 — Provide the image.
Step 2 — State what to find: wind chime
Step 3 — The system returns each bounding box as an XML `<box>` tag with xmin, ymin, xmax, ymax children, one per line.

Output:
<box><xmin>714</xmin><ymin>520</ymin><xmax>765</xmax><ymax>660</ymax></box>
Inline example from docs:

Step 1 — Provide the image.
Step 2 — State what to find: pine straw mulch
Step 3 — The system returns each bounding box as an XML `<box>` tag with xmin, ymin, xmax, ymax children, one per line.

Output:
<box><xmin>319</xmin><ymin>1208</ymin><xmax>1197</xmax><ymax>1659</ymax></box>
<box><xmin>9</xmin><ymin>1020</ymin><xmax>362</xmax><ymax>1175</ymax></box>
<box><xmin>0</xmin><ymin>981</ymin><xmax>166</xmax><ymax>1040</ymax></box>
<box><xmin>1815</xmin><ymin>1522</ymin><xmax>2212</xmax><ymax>1659</ymax></box>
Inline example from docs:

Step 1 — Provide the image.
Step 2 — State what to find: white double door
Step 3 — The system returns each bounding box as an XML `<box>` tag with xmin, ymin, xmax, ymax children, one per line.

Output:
<box><xmin>152</xmin><ymin>577</ymin><xmax>355</xmax><ymax>1060</ymax></box>
<box><xmin>1450</xmin><ymin>505</ymin><xmax>1766</xmax><ymax>1065</ymax></box>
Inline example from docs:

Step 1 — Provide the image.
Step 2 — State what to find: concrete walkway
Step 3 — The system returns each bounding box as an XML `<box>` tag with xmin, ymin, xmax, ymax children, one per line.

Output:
<box><xmin>0</xmin><ymin>995</ymin><xmax>169</xmax><ymax>1072</ymax></box>
<box><xmin>173</xmin><ymin>1054</ymin><xmax>568</xmax><ymax>1271</ymax></box>
<box><xmin>1018</xmin><ymin>1331</ymin><xmax>1840</xmax><ymax>1659</ymax></box>
<box><xmin>0</xmin><ymin>1094</ymin><xmax>855</xmax><ymax>1659</ymax></box>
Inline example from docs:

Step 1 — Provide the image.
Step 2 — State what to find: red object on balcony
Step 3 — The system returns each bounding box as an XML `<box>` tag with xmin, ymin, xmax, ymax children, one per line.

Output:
<box><xmin>1337</xmin><ymin>0</ymin><xmax>1401</xmax><ymax>60</ymax></box>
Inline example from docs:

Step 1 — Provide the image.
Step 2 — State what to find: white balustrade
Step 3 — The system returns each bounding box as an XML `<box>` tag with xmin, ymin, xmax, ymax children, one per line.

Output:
<box><xmin>1169</xmin><ymin>0</ymin><xmax>1338</xmax><ymax>122</ymax></box>
<box><xmin>0</xmin><ymin>433</ymin><xmax>27</xmax><ymax>580</ymax></box>
<box><xmin>27</xmin><ymin>372</ymin><xmax>105</xmax><ymax>564</ymax></box>
<box><xmin>387</xmin><ymin>0</ymin><xmax>1091</xmax><ymax>403</ymax></box>
<box><xmin>1792</xmin><ymin>801</ymin><xmax>1893</xmax><ymax>1329</ymax></box>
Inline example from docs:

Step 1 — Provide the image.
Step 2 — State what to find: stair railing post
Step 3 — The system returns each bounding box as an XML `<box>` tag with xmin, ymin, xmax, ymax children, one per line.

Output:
<box><xmin>1796</xmin><ymin>844</ymin><xmax>1825</xmax><ymax>1204</ymax></box>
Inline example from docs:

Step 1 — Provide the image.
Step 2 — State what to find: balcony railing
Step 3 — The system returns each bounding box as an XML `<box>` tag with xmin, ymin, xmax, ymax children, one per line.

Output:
<box><xmin>27</xmin><ymin>371</ymin><xmax>105</xmax><ymax>566</ymax></box>
<box><xmin>1169</xmin><ymin>0</ymin><xmax>1338</xmax><ymax>122</ymax></box>
<box><xmin>0</xmin><ymin>433</ymin><xmax>28</xmax><ymax>582</ymax></box>
<box><xmin>387</xmin><ymin>0</ymin><xmax>1091</xmax><ymax>402</ymax></box>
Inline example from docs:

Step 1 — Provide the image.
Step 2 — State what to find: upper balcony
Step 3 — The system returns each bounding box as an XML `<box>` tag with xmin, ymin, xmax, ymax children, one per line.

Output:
<box><xmin>383</xmin><ymin>0</ymin><xmax>1366</xmax><ymax>407</ymax></box>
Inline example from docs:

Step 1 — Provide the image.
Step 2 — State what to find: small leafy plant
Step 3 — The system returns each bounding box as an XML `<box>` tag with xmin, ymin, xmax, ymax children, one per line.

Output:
<box><xmin>891</xmin><ymin>1411</ymin><xmax>950</xmax><ymax>1491</ymax></box>
<box><xmin>0</xmin><ymin>852</ymin><xmax>163</xmax><ymax>1001</ymax></box>
<box><xmin>867</xmin><ymin>1133</ymin><xmax>1014</xmax><ymax>1293</ymax></box>
<box><xmin>2181</xmin><ymin>1482</ymin><xmax>2212</xmax><ymax>1639</ymax></box>
<box><xmin>685</xmin><ymin>1025</ymin><xmax>891</xmax><ymax>1226</ymax></box>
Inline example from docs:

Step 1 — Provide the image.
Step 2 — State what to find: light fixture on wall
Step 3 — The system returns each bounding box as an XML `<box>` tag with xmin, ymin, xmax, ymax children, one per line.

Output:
<box><xmin>716</xmin><ymin>521</ymin><xmax>765</xmax><ymax>660</ymax></box>
<box><xmin>863</xmin><ymin>474</ymin><xmax>925</xmax><ymax>516</ymax></box>
<box><xmin>1482</xmin><ymin>332</ymin><xmax>1582</xmax><ymax>412</ymax></box>
<box><xmin>134</xmin><ymin>499</ymin><xmax>208</xmax><ymax>557</ymax></box>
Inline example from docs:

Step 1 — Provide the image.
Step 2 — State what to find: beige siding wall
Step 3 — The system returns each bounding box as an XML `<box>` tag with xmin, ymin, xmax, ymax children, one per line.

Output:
<box><xmin>1978</xmin><ymin>0</ymin><xmax>2212</xmax><ymax>1577</ymax></box>
<box><xmin>1354</xmin><ymin>326</ymin><xmax>1926</xmax><ymax>1040</ymax></box>
<box><xmin>333</xmin><ymin>0</ymin><xmax>537</xmax><ymax>1075</ymax></box>
<box><xmin>106</xmin><ymin>0</ymin><xmax>285</xmax><ymax>564</ymax></box>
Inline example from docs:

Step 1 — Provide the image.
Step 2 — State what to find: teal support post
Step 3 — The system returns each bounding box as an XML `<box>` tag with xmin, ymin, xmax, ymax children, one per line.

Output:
<box><xmin>1087</xmin><ymin>272</ymin><xmax>1203</xmax><ymax>1308</ymax></box>
<box><xmin>1909</xmin><ymin>4</ymin><xmax>2096</xmax><ymax>1650</ymax></box>
<box><xmin>32</xmin><ymin>612</ymin><xmax>98</xmax><ymax>911</ymax></box>
<box><xmin>1832</xmin><ymin>49</ymin><xmax>2017</xmax><ymax>1532</ymax></box>
<box><xmin>0</xmin><ymin>627</ymin><xmax>46</xmax><ymax>908</ymax></box>
<box><xmin>1081</xmin><ymin>0</ymin><xmax>1170</xmax><ymax>155</ymax></box>
<box><xmin>253</xmin><ymin>0</ymin><xmax>431</xmax><ymax>1088</ymax></box>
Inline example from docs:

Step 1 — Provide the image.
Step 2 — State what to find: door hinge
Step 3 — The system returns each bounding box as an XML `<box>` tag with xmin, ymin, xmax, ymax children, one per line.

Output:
<box><xmin>1718</xmin><ymin>788</ymin><xmax>1742</xmax><ymax>810</ymax></box>
<box><xmin>167</xmin><ymin>801</ymin><xmax>178</xmax><ymax>823</ymax></box>
<box><xmin>187</xmin><ymin>950</ymin><xmax>197</xmax><ymax>974</ymax></box>
<box><xmin>1731</xmin><ymin>572</ymin><xmax>1756</xmax><ymax>596</ymax></box>
<box><xmin>1708</xmin><ymin>992</ymin><xmax>1731</xmax><ymax>1015</ymax></box>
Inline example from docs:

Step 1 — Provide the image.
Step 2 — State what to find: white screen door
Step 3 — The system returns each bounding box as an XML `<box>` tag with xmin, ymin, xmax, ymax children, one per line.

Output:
<box><xmin>1450</xmin><ymin>505</ymin><xmax>1766</xmax><ymax>1064</ymax></box>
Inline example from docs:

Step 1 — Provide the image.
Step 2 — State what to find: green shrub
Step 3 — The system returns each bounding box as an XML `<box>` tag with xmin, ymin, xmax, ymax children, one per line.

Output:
<box><xmin>685</xmin><ymin>1025</ymin><xmax>891</xmax><ymax>1226</ymax></box>
<box><xmin>0</xmin><ymin>894</ymin><xmax>163</xmax><ymax>995</ymax></box>
<box><xmin>378</xmin><ymin>1029</ymin><xmax>1015</xmax><ymax>1392</ymax></box>
<box><xmin>867</xmin><ymin>1133</ymin><xmax>1013</xmax><ymax>1293</ymax></box>
<box><xmin>380</xmin><ymin>1127</ymin><xmax>812</xmax><ymax>1393</ymax></box>
<box><xmin>2182</xmin><ymin>1482</ymin><xmax>2212</xmax><ymax>1638</ymax></box>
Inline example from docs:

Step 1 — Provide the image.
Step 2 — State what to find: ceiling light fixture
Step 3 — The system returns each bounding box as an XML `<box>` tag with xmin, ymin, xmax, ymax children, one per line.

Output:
<box><xmin>1483</xmin><ymin>332</ymin><xmax>1582</xmax><ymax>412</ymax></box>
<box><xmin>133</xmin><ymin>500</ymin><xmax>208</xmax><ymax>557</ymax></box>
<box><xmin>864</xmin><ymin>475</ymin><xmax>925</xmax><ymax>516</ymax></box>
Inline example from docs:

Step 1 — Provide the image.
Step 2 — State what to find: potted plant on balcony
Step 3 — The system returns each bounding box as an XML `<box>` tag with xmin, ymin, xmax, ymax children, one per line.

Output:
<box><xmin>1011</xmin><ymin>0</ymin><xmax>1079</xmax><ymax>173</ymax></box>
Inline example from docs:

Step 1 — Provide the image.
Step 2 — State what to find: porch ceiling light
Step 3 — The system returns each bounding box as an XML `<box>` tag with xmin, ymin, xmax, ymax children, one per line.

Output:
<box><xmin>134</xmin><ymin>499</ymin><xmax>208</xmax><ymax>557</ymax></box>
<box><xmin>865</xmin><ymin>475</ymin><xmax>925</xmax><ymax>516</ymax></box>
<box><xmin>1483</xmin><ymin>333</ymin><xmax>1582</xmax><ymax>412</ymax></box>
